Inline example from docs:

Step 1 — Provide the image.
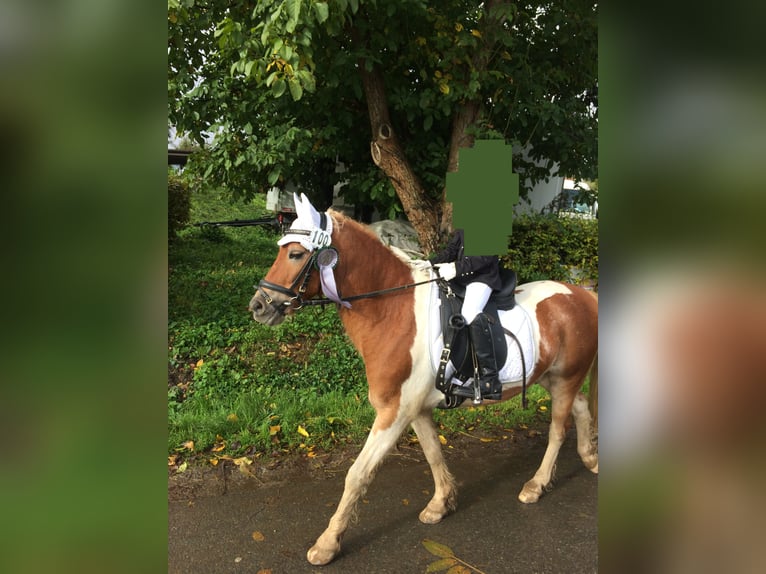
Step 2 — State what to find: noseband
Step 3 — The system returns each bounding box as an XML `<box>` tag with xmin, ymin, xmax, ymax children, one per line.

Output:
<box><xmin>256</xmin><ymin>250</ymin><xmax>316</xmax><ymax>315</ymax></box>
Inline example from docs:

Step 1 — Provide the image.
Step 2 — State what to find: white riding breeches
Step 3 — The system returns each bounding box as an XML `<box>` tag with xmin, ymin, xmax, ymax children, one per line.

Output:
<box><xmin>460</xmin><ymin>282</ymin><xmax>492</xmax><ymax>325</ymax></box>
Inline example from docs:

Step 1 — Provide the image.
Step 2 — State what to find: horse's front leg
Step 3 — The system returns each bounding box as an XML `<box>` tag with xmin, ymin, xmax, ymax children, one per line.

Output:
<box><xmin>411</xmin><ymin>412</ymin><xmax>457</xmax><ymax>523</ymax></box>
<box><xmin>307</xmin><ymin>407</ymin><xmax>409</xmax><ymax>566</ymax></box>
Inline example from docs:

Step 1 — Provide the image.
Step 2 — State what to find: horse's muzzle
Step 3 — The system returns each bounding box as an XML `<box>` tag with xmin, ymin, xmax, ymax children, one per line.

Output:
<box><xmin>248</xmin><ymin>291</ymin><xmax>287</xmax><ymax>326</ymax></box>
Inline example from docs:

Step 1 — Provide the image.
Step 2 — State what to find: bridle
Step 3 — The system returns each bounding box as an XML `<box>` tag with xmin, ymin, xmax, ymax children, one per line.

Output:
<box><xmin>256</xmin><ymin>232</ymin><xmax>444</xmax><ymax>316</ymax></box>
<box><xmin>256</xmin><ymin>241</ymin><xmax>318</xmax><ymax>315</ymax></box>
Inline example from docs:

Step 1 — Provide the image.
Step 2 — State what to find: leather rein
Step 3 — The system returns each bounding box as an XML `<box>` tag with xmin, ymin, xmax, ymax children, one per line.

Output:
<box><xmin>257</xmin><ymin>240</ymin><xmax>443</xmax><ymax>315</ymax></box>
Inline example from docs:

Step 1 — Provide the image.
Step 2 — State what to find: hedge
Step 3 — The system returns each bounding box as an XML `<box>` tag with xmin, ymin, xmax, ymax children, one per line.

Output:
<box><xmin>168</xmin><ymin>173</ymin><xmax>191</xmax><ymax>240</ymax></box>
<box><xmin>502</xmin><ymin>214</ymin><xmax>598</xmax><ymax>288</ymax></box>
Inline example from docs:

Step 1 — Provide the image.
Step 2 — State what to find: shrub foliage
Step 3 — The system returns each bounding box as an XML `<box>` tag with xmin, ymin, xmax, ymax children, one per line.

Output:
<box><xmin>168</xmin><ymin>173</ymin><xmax>191</xmax><ymax>239</ymax></box>
<box><xmin>503</xmin><ymin>215</ymin><xmax>598</xmax><ymax>288</ymax></box>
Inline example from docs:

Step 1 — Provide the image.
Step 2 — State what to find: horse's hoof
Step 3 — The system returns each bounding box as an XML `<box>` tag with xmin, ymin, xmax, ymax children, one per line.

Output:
<box><xmin>307</xmin><ymin>543</ymin><xmax>338</xmax><ymax>566</ymax></box>
<box><xmin>518</xmin><ymin>481</ymin><xmax>542</xmax><ymax>504</ymax></box>
<box><xmin>582</xmin><ymin>453</ymin><xmax>599</xmax><ymax>473</ymax></box>
<box><xmin>419</xmin><ymin>507</ymin><xmax>445</xmax><ymax>524</ymax></box>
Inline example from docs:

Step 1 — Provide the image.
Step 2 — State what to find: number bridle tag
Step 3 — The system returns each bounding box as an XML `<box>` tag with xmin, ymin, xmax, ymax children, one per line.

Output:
<box><xmin>309</xmin><ymin>229</ymin><xmax>332</xmax><ymax>249</ymax></box>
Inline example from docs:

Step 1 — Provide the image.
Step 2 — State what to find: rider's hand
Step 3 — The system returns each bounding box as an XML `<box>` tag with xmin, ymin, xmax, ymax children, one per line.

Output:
<box><xmin>434</xmin><ymin>262</ymin><xmax>457</xmax><ymax>281</ymax></box>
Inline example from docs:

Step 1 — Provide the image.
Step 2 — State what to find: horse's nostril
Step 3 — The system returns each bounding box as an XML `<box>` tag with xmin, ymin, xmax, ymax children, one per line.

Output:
<box><xmin>251</xmin><ymin>297</ymin><xmax>265</xmax><ymax>314</ymax></box>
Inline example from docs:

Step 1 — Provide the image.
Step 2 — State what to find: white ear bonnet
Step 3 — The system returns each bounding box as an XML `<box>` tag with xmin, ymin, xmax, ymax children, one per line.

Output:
<box><xmin>277</xmin><ymin>193</ymin><xmax>333</xmax><ymax>251</ymax></box>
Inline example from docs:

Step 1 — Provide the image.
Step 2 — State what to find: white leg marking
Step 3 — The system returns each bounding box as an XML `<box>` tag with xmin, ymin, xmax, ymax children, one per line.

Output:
<box><xmin>572</xmin><ymin>392</ymin><xmax>599</xmax><ymax>473</ymax></box>
<box><xmin>307</xmin><ymin>417</ymin><xmax>409</xmax><ymax>565</ymax></box>
<box><xmin>411</xmin><ymin>413</ymin><xmax>457</xmax><ymax>523</ymax></box>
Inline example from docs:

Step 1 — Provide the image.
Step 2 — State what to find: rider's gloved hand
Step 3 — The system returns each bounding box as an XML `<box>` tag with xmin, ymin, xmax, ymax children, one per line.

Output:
<box><xmin>433</xmin><ymin>262</ymin><xmax>457</xmax><ymax>281</ymax></box>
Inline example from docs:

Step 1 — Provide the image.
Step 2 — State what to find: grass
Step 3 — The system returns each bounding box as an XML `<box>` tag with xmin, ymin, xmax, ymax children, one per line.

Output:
<box><xmin>168</xmin><ymin>185</ymin><xmax>562</xmax><ymax>464</ymax></box>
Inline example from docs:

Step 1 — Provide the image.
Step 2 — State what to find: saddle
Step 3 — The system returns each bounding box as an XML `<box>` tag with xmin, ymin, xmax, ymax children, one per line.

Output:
<box><xmin>435</xmin><ymin>268</ymin><xmax>517</xmax><ymax>401</ymax></box>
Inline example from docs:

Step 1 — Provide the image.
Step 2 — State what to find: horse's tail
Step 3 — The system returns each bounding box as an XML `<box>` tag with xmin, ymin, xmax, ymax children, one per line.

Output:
<box><xmin>588</xmin><ymin>351</ymin><xmax>599</xmax><ymax>436</ymax></box>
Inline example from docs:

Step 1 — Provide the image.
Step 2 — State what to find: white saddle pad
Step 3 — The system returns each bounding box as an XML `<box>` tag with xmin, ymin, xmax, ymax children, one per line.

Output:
<box><xmin>427</xmin><ymin>281</ymin><xmax>536</xmax><ymax>386</ymax></box>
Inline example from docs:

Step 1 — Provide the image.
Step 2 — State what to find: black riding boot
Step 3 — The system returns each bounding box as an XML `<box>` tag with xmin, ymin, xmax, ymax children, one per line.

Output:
<box><xmin>452</xmin><ymin>313</ymin><xmax>503</xmax><ymax>402</ymax></box>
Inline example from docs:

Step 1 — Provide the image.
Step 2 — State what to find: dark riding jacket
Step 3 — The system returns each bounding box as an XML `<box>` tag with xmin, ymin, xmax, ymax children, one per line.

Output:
<box><xmin>430</xmin><ymin>229</ymin><xmax>502</xmax><ymax>291</ymax></box>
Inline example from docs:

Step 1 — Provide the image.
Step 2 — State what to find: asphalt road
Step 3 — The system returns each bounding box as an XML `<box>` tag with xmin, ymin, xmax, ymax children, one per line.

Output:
<box><xmin>169</xmin><ymin>430</ymin><xmax>597</xmax><ymax>574</ymax></box>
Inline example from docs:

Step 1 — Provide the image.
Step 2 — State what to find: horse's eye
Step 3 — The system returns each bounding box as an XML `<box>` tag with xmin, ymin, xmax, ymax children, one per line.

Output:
<box><xmin>288</xmin><ymin>251</ymin><xmax>305</xmax><ymax>260</ymax></box>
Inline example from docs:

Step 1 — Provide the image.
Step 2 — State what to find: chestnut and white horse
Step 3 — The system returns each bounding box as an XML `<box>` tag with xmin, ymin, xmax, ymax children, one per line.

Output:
<box><xmin>249</xmin><ymin>195</ymin><xmax>598</xmax><ymax>566</ymax></box>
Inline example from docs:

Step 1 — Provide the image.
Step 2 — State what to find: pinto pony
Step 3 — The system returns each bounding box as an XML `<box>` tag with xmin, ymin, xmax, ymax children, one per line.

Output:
<box><xmin>249</xmin><ymin>195</ymin><xmax>598</xmax><ymax>566</ymax></box>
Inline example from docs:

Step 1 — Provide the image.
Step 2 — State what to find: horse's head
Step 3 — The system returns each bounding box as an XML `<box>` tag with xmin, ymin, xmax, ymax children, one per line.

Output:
<box><xmin>249</xmin><ymin>193</ymin><xmax>330</xmax><ymax>326</ymax></box>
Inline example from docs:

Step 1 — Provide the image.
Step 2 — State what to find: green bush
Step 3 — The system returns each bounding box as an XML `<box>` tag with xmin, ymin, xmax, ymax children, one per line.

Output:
<box><xmin>168</xmin><ymin>173</ymin><xmax>191</xmax><ymax>239</ymax></box>
<box><xmin>503</xmin><ymin>214</ymin><xmax>598</xmax><ymax>287</ymax></box>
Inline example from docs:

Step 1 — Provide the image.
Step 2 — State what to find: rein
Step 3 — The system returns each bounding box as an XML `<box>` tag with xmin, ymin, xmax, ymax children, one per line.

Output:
<box><xmin>301</xmin><ymin>276</ymin><xmax>442</xmax><ymax>308</ymax></box>
<box><xmin>257</xmin><ymin>237</ymin><xmax>445</xmax><ymax>313</ymax></box>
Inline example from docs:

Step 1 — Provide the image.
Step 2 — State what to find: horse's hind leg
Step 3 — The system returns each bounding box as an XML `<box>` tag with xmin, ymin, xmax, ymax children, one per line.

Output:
<box><xmin>572</xmin><ymin>391</ymin><xmax>599</xmax><ymax>473</ymax></box>
<box><xmin>518</xmin><ymin>376</ymin><xmax>577</xmax><ymax>504</ymax></box>
<box><xmin>411</xmin><ymin>412</ymin><xmax>457</xmax><ymax>524</ymax></box>
<box><xmin>307</xmin><ymin>408</ymin><xmax>409</xmax><ymax>566</ymax></box>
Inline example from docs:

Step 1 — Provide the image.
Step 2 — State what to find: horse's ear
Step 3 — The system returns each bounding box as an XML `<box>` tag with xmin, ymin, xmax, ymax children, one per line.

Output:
<box><xmin>293</xmin><ymin>192</ymin><xmax>312</xmax><ymax>224</ymax></box>
<box><xmin>299</xmin><ymin>193</ymin><xmax>321</xmax><ymax>225</ymax></box>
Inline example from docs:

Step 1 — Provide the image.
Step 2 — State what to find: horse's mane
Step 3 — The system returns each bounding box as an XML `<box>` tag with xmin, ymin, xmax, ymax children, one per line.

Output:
<box><xmin>328</xmin><ymin>209</ymin><xmax>430</xmax><ymax>273</ymax></box>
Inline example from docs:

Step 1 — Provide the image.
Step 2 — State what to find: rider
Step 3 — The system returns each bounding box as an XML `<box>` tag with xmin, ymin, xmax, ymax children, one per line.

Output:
<box><xmin>430</xmin><ymin>229</ymin><xmax>503</xmax><ymax>401</ymax></box>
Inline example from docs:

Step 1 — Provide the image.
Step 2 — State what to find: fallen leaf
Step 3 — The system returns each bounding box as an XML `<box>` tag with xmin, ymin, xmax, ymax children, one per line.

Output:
<box><xmin>402</xmin><ymin>498</ymin><xmax>410</xmax><ymax>506</ymax></box>
<box><xmin>209</xmin><ymin>458</ymin><xmax>219</xmax><ymax>466</ymax></box>
<box><xmin>234</xmin><ymin>557</ymin><xmax>242</xmax><ymax>563</ymax></box>
<box><xmin>256</xmin><ymin>569</ymin><xmax>272</xmax><ymax>574</ymax></box>
<box><xmin>176</xmin><ymin>462</ymin><xmax>187</xmax><ymax>473</ymax></box>
<box><xmin>269</xmin><ymin>425</ymin><xmax>281</xmax><ymax>436</ymax></box>
<box><xmin>422</xmin><ymin>539</ymin><xmax>454</xmax><ymax>558</ymax></box>
<box><xmin>438</xmin><ymin>434</ymin><xmax>447</xmax><ymax>445</ymax></box>
<box><xmin>426</xmin><ymin>557</ymin><xmax>458</xmax><ymax>573</ymax></box>
<box><xmin>297</xmin><ymin>425</ymin><xmax>310</xmax><ymax>438</ymax></box>
<box><xmin>168</xmin><ymin>454</ymin><xmax>178</xmax><ymax>466</ymax></box>
<box><xmin>252</xmin><ymin>531</ymin><xmax>265</xmax><ymax>542</ymax></box>
<box><xmin>195</xmin><ymin>359</ymin><xmax>204</xmax><ymax>369</ymax></box>
<box><xmin>227</xmin><ymin>413</ymin><xmax>239</xmax><ymax>422</ymax></box>
<box><xmin>212</xmin><ymin>442</ymin><xmax>226</xmax><ymax>452</ymax></box>
<box><xmin>479</xmin><ymin>437</ymin><xmax>496</xmax><ymax>443</ymax></box>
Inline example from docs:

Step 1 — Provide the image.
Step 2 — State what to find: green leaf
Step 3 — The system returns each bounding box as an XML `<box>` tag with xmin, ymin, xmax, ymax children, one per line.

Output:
<box><xmin>314</xmin><ymin>2</ymin><xmax>329</xmax><ymax>24</ymax></box>
<box><xmin>288</xmin><ymin>78</ymin><xmax>303</xmax><ymax>101</ymax></box>
<box><xmin>426</xmin><ymin>558</ymin><xmax>458</xmax><ymax>572</ymax></box>
<box><xmin>272</xmin><ymin>78</ymin><xmax>287</xmax><ymax>98</ymax></box>
<box><xmin>424</xmin><ymin>114</ymin><xmax>433</xmax><ymax>131</ymax></box>
<box><xmin>286</xmin><ymin>0</ymin><xmax>301</xmax><ymax>33</ymax></box>
<box><xmin>267</xmin><ymin>168</ymin><xmax>281</xmax><ymax>186</ymax></box>
<box><xmin>422</xmin><ymin>539</ymin><xmax>454</xmax><ymax>559</ymax></box>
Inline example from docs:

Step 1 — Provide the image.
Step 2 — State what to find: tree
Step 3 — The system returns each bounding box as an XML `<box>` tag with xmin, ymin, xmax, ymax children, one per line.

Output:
<box><xmin>168</xmin><ymin>0</ymin><xmax>597</xmax><ymax>253</ymax></box>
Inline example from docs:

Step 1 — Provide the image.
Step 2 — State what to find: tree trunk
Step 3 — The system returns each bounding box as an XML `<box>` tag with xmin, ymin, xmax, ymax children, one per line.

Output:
<box><xmin>358</xmin><ymin>65</ymin><xmax>442</xmax><ymax>254</ymax></box>
<box><xmin>442</xmin><ymin>100</ymin><xmax>481</xmax><ymax>234</ymax></box>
